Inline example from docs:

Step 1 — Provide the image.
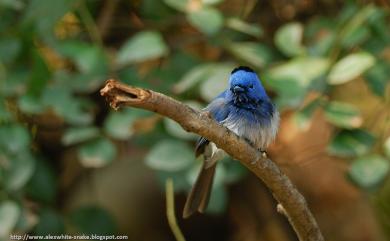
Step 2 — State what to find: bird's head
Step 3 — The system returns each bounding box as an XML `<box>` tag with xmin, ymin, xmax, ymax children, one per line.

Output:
<box><xmin>228</xmin><ymin>66</ymin><xmax>268</xmax><ymax>108</ymax></box>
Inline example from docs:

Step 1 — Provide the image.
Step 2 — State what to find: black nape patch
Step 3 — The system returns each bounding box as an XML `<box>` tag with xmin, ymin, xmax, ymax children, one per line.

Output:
<box><xmin>231</xmin><ymin>66</ymin><xmax>254</xmax><ymax>74</ymax></box>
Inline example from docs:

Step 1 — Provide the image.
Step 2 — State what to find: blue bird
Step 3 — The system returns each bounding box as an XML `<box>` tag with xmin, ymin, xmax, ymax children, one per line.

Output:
<box><xmin>183</xmin><ymin>66</ymin><xmax>280</xmax><ymax>218</ymax></box>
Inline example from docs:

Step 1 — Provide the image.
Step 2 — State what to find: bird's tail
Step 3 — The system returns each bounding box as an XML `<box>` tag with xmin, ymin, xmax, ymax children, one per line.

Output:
<box><xmin>182</xmin><ymin>161</ymin><xmax>216</xmax><ymax>218</ymax></box>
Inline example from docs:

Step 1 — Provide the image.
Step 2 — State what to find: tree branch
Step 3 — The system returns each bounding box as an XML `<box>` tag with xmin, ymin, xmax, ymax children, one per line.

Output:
<box><xmin>100</xmin><ymin>79</ymin><xmax>324</xmax><ymax>241</ymax></box>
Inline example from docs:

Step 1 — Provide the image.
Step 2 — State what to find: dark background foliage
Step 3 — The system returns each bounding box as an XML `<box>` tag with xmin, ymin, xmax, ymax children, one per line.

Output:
<box><xmin>1</xmin><ymin>0</ymin><xmax>390</xmax><ymax>240</ymax></box>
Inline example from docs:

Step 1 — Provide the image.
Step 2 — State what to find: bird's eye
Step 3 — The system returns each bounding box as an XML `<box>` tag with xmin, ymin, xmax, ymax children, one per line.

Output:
<box><xmin>249</xmin><ymin>84</ymin><xmax>253</xmax><ymax>89</ymax></box>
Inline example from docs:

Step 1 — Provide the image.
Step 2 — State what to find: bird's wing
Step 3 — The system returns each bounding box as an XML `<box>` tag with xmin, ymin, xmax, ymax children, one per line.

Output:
<box><xmin>195</xmin><ymin>92</ymin><xmax>230</xmax><ymax>157</ymax></box>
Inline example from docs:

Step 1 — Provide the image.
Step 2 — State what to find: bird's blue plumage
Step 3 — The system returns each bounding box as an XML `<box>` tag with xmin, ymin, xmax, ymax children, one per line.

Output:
<box><xmin>185</xmin><ymin>66</ymin><xmax>279</xmax><ymax>218</ymax></box>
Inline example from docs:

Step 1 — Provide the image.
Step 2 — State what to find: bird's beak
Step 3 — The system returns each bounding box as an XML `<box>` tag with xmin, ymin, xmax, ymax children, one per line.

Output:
<box><xmin>232</xmin><ymin>85</ymin><xmax>244</xmax><ymax>94</ymax></box>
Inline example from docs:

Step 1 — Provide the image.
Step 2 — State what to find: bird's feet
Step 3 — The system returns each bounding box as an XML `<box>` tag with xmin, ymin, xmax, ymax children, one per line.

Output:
<box><xmin>259</xmin><ymin>149</ymin><xmax>268</xmax><ymax>158</ymax></box>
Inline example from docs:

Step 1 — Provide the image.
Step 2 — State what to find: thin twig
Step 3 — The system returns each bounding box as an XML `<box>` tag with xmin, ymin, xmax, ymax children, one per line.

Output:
<box><xmin>100</xmin><ymin>79</ymin><xmax>324</xmax><ymax>241</ymax></box>
<box><xmin>166</xmin><ymin>178</ymin><xmax>186</xmax><ymax>241</ymax></box>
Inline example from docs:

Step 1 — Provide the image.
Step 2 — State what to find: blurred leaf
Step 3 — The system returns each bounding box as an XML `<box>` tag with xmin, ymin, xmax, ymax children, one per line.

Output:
<box><xmin>33</xmin><ymin>208</ymin><xmax>64</xmax><ymax>235</ymax></box>
<box><xmin>341</xmin><ymin>26</ymin><xmax>369</xmax><ymax>48</ymax></box>
<box><xmin>55</xmin><ymin>41</ymin><xmax>108</xmax><ymax>92</ymax></box>
<box><xmin>117</xmin><ymin>31</ymin><xmax>168</xmax><ymax>66</ymax></box>
<box><xmin>202</xmin><ymin>0</ymin><xmax>224</xmax><ymax>4</ymax></box>
<box><xmin>0</xmin><ymin>201</ymin><xmax>20</xmax><ymax>238</ymax></box>
<box><xmin>187</xmin><ymin>7</ymin><xmax>223</xmax><ymax>35</ymax></box>
<box><xmin>328</xmin><ymin>52</ymin><xmax>375</xmax><ymax>85</ymax></box>
<box><xmin>339</xmin><ymin>5</ymin><xmax>376</xmax><ymax>48</ymax></box>
<box><xmin>173</xmin><ymin>64</ymin><xmax>214</xmax><ymax>94</ymax></box>
<box><xmin>0</xmin><ymin>124</ymin><xmax>30</xmax><ymax>153</ymax></box>
<box><xmin>62</xmin><ymin>127</ymin><xmax>100</xmax><ymax>146</ymax></box>
<box><xmin>0</xmin><ymin>0</ymin><xmax>24</xmax><ymax>10</ymax></box>
<box><xmin>4</xmin><ymin>152</ymin><xmax>36</xmax><ymax>191</ymax></box>
<box><xmin>364</xmin><ymin>62</ymin><xmax>390</xmax><ymax>97</ymax></box>
<box><xmin>28</xmin><ymin>50</ymin><xmax>51</xmax><ymax>96</ymax></box>
<box><xmin>146</xmin><ymin>140</ymin><xmax>193</xmax><ymax>171</ymax></box>
<box><xmin>293</xmin><ymin>97</ymin><xmax>322</xmax><ymax>130</ymax></box>
<box><xmin>2</xmin><ymin>67</ymin><xmax>29</xmax><ymax>97</ymax></box>
<box><xmin>324</xmin><ymin>101</ymin><xmax>362</xmax><ymax>129</ymax></box>
<box><xmin>26</xmin><ymin>158</ymin><xmax>56</xmax><ymax>204</ymax></box>
<box><xmin>18</xmin><ymin>95</ymin><xmax>45</xmax><ymax>114</ymax></box>
<box><xmin>69</xmin><ymin>206</ymin><xmax>116</xmax><ymax>235</ymax></box>
<box><xmin>274</xmin><ymin>22</ymin><xmax>305</xmax><ymax>57</ymax></box>
<box><xmin>268</xmin><ymin>77</ymin><xmax>306</xmax><ymax>108</ymax></box>
<box><xmin>0</xmin><ymin>37</ymin><xmax>21</xmax><ymax>63</ymax></box>
<box><xmin>200</xmin><ymin>63</ymin><xmax>235</xmax><ymax>101</ymax></box>
<box><xmin>163</xmin><ymin>0</ymin><xmax>189</xmax><ymax>11</ymax></box>
<box><xmin>328</xmin><ymin>129</ymin><xmax>375</xmax><ymax>158</ymax></box>
<box><xmin>0</xmin><ymin>99</ymin><xmax>12</xmax><ymax>122</ymax></box>
<box><xmin>225</xmin><ymin>18</ymin><xmax>262</xmax><ymax>38</ymax></box>
<box><xmin>57</xmin><ymin>41</ymin><xmax>108</xmax><ymax>75</ymax></box>
<box><xmin>267</xmin><ymin>58</ymin><xmax>329</xmax><ymax>108</ymax></box>
<box><xmin>104</xmin><ymin>109</ymin><xmax>149</xmax><ymax>140</ymax></box>
<box><xmin>23</xmin><ymin>0</ymin><xmax>77</xmax><ymax>39</ymax></box>
<box><xmin>77</xmin><ymin>138</ymin><xmax>116</xmax><ymax>168</ymax></box>
<box><xmin>268</xmin><ymin>57</ymin><xmax>330</xmax><ymax>87</ymax></box>
<box><xmin>309</xmin><ymin>31</ymin><xmax>336</xmax><ymax>56</ymax></box>
<box><xmin>349</xmin><ymin>155</ymin><xmax>389</xmax><ymax>189</ymax></box>
<box><xmin>41</xmin><ymin>86</ymin><xmax>93</xmax><ymax>125</ymax></box>
<box><xmin>226</xmin><ymin>42</ymin><xmax>273</xmax><ymax>68</ymax></box>
<box><xmin>384</xmin><ymin>137</ymin><xmax>390</xmax><ymax>159</ymax></box>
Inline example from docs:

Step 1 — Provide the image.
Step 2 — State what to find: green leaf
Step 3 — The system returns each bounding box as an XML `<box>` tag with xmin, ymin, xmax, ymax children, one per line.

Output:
<box><xmin>33</xmin><ymin>208</ymin><xmax>65</xmax><ymax>235</ymax></box>
<box><xmin>146</xmin><ymin>140</ymin><xmax>193</xmax><ymax>171</ymax></box>
<box><xmin>172</xmin><ymin>64</ymin><xmax>214</xmax><ymax>94</ymax></box>
<box><xmin>0</xmin><ymin>201</ymin><xmax>20</xmax><ymax>238</ymax></box>
<box><xmin>4</xmin><ymin>152</ymin><xmax>36</xmax><ymax>191</ymax></box>
<box><xmin>226</xmin><ymin>42</ymin><xmax>273</xmax><ymax>68</ymax></box>
<box><xmin>328</xmin><ymin>52</ymin><xmax>375</xmax><ymax>85</ymax></box>
<box><xmin>266</xmin><ymin>58</ymin><xmax>329</xmax><ymax>108</ymax></box>
<box><xmin>62</xmin><ymin>127</ymin><xmax>100</xmax><ymax>146</ymax></box>
<box><xmin>23</xmin><ymin>0</ymin><xmax>76</xmax><ymax>39</ymax></box>
<box><xmin>328</xmin><ymin>129</ymin><xmax>375</xmax><ymax>158</ymax></box>
<box><xmin>364</xmin><ymin>62</ymin><xmax>390</xmax><ymax>97</ymax></box>
<box><xmin>341</xmin><ymin>26</ymin><xmax>370</xmax><ymax>48</ymax></box>
<box><xmin>41</xmin><ymin>87</ymin><xmax>93</xmax><ymax>125</ymax></box>
<box><xmin>384</xmin><ymin>137</ymin><xmax>390</xmax><ymax>159</ymax></box>
<box><xmin>28</xmin><ymin>50</ymin><xmax>51</xmax><ymax>97</ymax></box>
<box><xmin>267</xmin><ymin>57</ymin><xmax>330</xmax><ymax>87</ymax></box>
<box><xmin>324</xmin><ymin>101</ymin><xmax>362</xmax><ymax>129</ymax></box>
<box><xmin>163</xmin><ymin>0</ymin><xmax>189</xmax><ymax>11</ymax></box>
<box><xmin>349</xmin><ymin>155</ymin><xmax>389</xmax><ymax>189</ymax></box>
<box><xmin>0</xmin><ymin>124</ymin><xmax>30</xmax><ymax>153</ymax></box>
<box><xmin>0</xmin><ymin>37</ymin><xmax>21</xmax><ymax>63</ymax></box>
<box><xmin>0</xmin><ymin>100</ymin><xmax>12</xmax><ymax>122</ymax></box>
<box><xmin>293</xmin><ymin>97</ymin><xmax>322</xmax><ymax>130</ymax></box>
<box><xmin>202</xmin><ymin>0</ymin><xmax>224</xmax><ymax>4</ymax></box>
<box><xmin>117</xmin><ymin>31</ymin><xmax>169</xmax><ymax>66</ymax></box>
<box><xmin>225</xmin><ymin>18</ymin><xmax>262</xmax><ymax>38</ymax></box>
<box><xmin>187</xmin><ymin>7</ymin><xmax>223</xmax><ymax>35</ymax></box>
<box><xmin>274</xmin><ymin>22</ymin><xmax>305</xmax><ymax>57</ymax></box>
<box><xmin>69</xmin><ymin>206</ymin><xmax>116</xmax><ymax>235</ymax></box>
<box><xmin>200</xmin><ymin>63</ymin><xmax>235</xmax><ymax>101</ymax></box>
<box><xmin>0</xmin><ymin>0</ymin><xmax>24</xmax><ymax>10</ymax></box>
<box><xmin>77</xmin><ymin>138</ymin><xmax>116</xmax><ymax>168</ymax></box>
<box><xmin>55</xmin><ymin>41</ymin><xmax>108</xmax><ymax>92</ymax></box>
<box><xmin>104</xmin><ymin>109</ymin><xmax>148</xmax><ymax>140</ymax></box>
<box><xmin>18</xmin><ymin>95</ymin><xmax>45</xmax><ymax>114</ymax></box>
<box><xmin>26</xmin><ymin>158</ymin><xmax>57</xmax><ymax>204</ymax></box>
